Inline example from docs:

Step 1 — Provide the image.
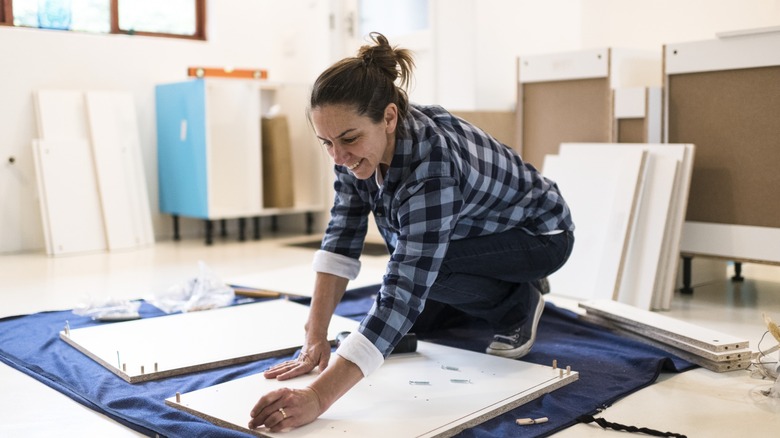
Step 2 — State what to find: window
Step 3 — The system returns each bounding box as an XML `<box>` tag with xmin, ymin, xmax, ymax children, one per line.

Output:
<box><xmin>0</xmin><ymin>0</ymin><xmax>206</xmax><ymax>40</ymax></box>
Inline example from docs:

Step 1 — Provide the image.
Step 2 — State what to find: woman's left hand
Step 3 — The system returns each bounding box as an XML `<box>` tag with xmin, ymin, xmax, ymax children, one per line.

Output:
<box><xmin>248</xmin><ymin>386</ymin><xmax>322</xmax><ymax>432</ymax></box>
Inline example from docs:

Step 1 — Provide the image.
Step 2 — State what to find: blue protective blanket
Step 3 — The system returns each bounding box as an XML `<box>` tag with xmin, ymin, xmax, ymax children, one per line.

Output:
<box><xmin>0</xmin><ymin>287</ymin><xmax>693</xmax><ymax>437</ymax></box>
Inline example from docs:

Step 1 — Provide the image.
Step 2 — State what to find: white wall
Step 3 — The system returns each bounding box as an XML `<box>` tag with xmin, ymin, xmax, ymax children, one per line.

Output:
<box><xmin>1</xmin><ymin>0</ymin><xmax>779</xmax><ymax>253</ymax></box>
<box><xmin>0</xmin><ymin>0</ymin><xmax>331</xmax><ymax>253</ymax></box>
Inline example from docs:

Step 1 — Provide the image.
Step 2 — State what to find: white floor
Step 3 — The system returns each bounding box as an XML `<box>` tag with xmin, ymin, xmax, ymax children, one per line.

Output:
<box><xmin>1</xmin><ymin>234</ymin><xmax>779</xmax><ymax>437</ymax></box>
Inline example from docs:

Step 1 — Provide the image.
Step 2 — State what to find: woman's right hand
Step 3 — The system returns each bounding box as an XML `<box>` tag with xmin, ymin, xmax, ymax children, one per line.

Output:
<box><xmin>263</xmin><ymin>335</ymin><xmax>332</xmax><ymax>381</ymax></box>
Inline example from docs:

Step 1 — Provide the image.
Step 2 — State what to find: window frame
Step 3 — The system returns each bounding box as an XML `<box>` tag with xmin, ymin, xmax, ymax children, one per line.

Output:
<box><xmin>0</xmin><ymin>0</ymin><xmax>207</xmax><ymax>40</ymax></box>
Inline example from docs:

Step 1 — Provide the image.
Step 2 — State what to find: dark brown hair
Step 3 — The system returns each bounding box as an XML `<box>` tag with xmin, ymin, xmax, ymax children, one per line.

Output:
<box><xmin>310</xmin><ymin>32</ymin><xmax>415</xmax><ymax>134</ymax></box>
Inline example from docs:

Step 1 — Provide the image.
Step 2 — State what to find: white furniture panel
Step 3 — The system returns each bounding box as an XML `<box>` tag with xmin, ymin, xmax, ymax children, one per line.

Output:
<box><xmin>166</xmin><ymin>341</ymin><xmax>578</xmax><ymax>438</ymax></box>
<box><xmin>60</xmin><ymin>300</ymin><xmax>359</xmax><ymax>383</ymax></box>
<box><xmin>85</xmin><ymin>91</ymin><xmax>155</xmax><ymax>251</ymax></box>
<box><xmin>31</xmin><ymin>139</ymin><xmax>106</xmax><ymax>256</ymax></box>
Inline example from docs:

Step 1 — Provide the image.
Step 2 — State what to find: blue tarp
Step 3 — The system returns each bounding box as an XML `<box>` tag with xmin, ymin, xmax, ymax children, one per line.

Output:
<box><xmin>0</xmin><ymin>287</ymin><xmax>694</xmax><ymax>437</ymax></box>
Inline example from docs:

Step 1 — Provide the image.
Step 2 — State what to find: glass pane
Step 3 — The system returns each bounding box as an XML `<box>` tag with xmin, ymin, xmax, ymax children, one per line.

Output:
<box><xmin>358</xmin><ymin>0</ymin><xmax>429</xmax><ymax>38</ymax></box>
<box><xmin>70</xmin><ymin>0</ymin><xmax>110</xmax><ymax>33</ymax></box>
<box><xmin>118</xmin><ymin>0</ymin><xmax>196</xmax><ymax>36</ymax></box>
<box><xmin>12</xmin><ymin>0</ymin><xmax>109</xmax><ymax>33</ymax></box>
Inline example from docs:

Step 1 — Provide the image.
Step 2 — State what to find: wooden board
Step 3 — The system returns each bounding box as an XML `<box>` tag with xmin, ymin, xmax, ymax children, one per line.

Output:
<box><xmin>60</xmin><ymin>300</ymin><xmax>359</xmax><ymax>383</ymax></box>
<box><xmin>542</xmin><ymin>148</ymin><xmax>646</xmax><ymax>301</ymax></box>
<box><xmin>226</xmin><ymin>265</ymin><xmax>387</xmax><ymax>298</ymax></box>
<box><xmin>579</xmin><ymin>300</ymin><xmax>749</xmax><ymax>353</ymax></box>
<box><xmin>85</xmin><ymin>91</ymin><xmax>155</xmax><ymax>251</ymax></box>
<box><xmin>31</xmin><ymin>139</ymin><xmax>107</xmax><ymax>256</ymax></box>
<box><xmin>165</xmin><ymin>341</ymin><xmax>578</xmax><ymax>438</ymax></box>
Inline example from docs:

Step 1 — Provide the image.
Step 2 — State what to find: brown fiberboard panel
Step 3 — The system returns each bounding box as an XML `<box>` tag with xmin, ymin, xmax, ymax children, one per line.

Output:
<box><xmin>521</xmin><ymin>78</ymin><xmax>611</xmax><ymax>169</ymax></box>
<box><xmin>617</xmin><ymin>118</ymin><xmax>646</xmax><ymax>143</ymax></box>
<box><xmin>667</xmin><ymin>66</ymin><xmax>780</xmax><ymax>228</ymax></box>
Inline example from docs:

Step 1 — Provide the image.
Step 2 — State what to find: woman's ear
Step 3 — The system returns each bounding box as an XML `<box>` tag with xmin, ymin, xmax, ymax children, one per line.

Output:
<box><xmin>384</xmin><ymin>103</ymin><xmax>398</xmax><ymax>133</ymax></box>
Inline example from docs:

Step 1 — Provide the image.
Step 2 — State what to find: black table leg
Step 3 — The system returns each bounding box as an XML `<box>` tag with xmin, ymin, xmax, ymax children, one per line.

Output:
<box><xmin>238</xmin><ymin>218</ymin><xmax>247</xmax><ymax>241</ymax></box>
<box><xmin>172</xmin><ymin>215</ymin><xmax>180</xmax><ymax>241</ymax></box>
<box><xmin>732</xmin><ymin>262</ymin><xmax>744</xmax><ymax>282</ymax></box>
<box><xmin>680</xmin><ymin>255</ymin><xmax>693</xmax><ymax>294</ymax></box>
<box><xmin>205</xmin><ymin>220</ymin><xmax>214</xmax><ymax>245</ymax></box>
<box><xmin>253</xmin><ymin>216</ymin><xmax>261</xmax><ymax>240</ymax></box>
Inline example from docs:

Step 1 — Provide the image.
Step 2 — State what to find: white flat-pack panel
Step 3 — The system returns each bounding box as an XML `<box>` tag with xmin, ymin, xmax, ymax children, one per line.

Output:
<box><xmin>85</xmin><ymin>91</ymin><xmax>154</xmax><ymax>251</ymax></box>
<box><xmin>205</xmin><ymin>79</ymin><xmax>263</xmax><ymax>217</ymax></box>
<box><xmin>519</xmin><ymin>47</ymin><xmax>609</xmax><ymax>83</ymax></box>
<box><xmin>543</xmin><ymin>148</ymin><xmax>646</xmax><ymax>301</ymax></box>
<box><xmin>32</xmin><ymin>139</ymin><xmax>107</xmax><ymax>256</ymax></box>
<box><xmin>579</xmin><ymin>300</ymin><xmax>749</xmax><ymax>353</ymax></box>
<box><xmin>653</xmin><ymin>145</ymin><xmax>695</xmax><ymax>310</ymax></box>
<box><xmin>680</xmin><ymin>222</ymin><xmax>780</xmax><ymax>264</ymax></box>
<box><xmin>166</xmin><ymin>341</ymin><xmax>578</xmax><ymax>438</ymax></box>
<box><xmin>560</xmin><ymin>143</ymin><xmax>683</xmax><ymax>310</ymax></box>
<box><xmin>665</xmin><ymin>31</ymin><xmax>780</xmax><ymax>74</ymax></box>
<box><xmin>34</xmin><ymin>90</ymin><xmax>90</xmax><ymax>140</ymax></box>
<box><xmin>226</xmin><ymin>265</ymin><xmax>387</xmax><ymax>298</ymax></box>
<box><xmin>60</xmin><ymin>300</ymin><xmax>359</xmax><ymax>383</ymax></box>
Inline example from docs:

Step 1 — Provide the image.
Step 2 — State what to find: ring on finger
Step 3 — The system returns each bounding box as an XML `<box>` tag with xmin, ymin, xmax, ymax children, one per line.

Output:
<box><xmin>278</xmin><ymin>407</ymin><xmax>287</xmax><ymax>419</ymax></box>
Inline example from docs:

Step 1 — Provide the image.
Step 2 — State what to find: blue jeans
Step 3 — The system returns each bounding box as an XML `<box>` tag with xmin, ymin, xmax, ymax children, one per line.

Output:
<box><xmin>424</xmin><ymin>229</ymin><xmax>574</xmax><ymax>332</ymax></box>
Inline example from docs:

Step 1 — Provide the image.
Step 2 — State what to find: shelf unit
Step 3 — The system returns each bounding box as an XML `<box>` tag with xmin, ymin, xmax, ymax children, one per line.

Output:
<box><xmin>155</xmin><ymin>78</ymin><xmax>327</xmax><ymax>244</ymax></box>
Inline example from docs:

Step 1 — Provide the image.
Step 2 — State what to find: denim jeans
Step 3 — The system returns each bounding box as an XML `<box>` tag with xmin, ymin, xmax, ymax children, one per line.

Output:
<box><xmin>424</xmin><ymin>229</ymin><xmax>574</xmax><ymax>332</ymax></box>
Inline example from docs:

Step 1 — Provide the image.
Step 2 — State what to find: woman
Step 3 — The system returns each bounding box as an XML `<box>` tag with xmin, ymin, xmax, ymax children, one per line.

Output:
<box><xmin>248</xmin><ymin>32</ymin><xmax>574</xmax><ymax>432</ymax></box>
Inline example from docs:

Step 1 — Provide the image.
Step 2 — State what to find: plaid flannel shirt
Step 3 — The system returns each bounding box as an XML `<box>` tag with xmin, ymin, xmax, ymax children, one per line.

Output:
<box><xmin>320</xmin><ymin>104</ymin><xmax>574</xmax><ymax>358</ymax></box>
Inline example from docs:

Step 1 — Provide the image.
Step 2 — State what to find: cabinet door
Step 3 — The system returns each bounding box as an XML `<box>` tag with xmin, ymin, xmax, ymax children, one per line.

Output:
<box><xmin>156</xmin><ymin>80</ymin><xmax>209</xmax><ymax>218</ymax></box>
<box><xmin>205</xmin><ymin>80</ymin><xmax>262</xmax><ymax>217</ymax></box>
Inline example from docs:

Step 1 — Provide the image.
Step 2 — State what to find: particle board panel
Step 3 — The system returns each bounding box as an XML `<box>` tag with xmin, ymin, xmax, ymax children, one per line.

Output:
<box><xmin>542</xmin><ymin>148</ymin><xmax>646</xmax><ymax>301</ymax></box>
<box><xmin>85</xmin><ymin>91</ymin><xmax>155</xmax><ymax>251</ymax></box>
<box><xmin>559</xmin><ymin>143</ymin><xmax>686</xmax><ymax>310</ymax></box>
<box><xmin>679</xmin><ymin>222</ymin><xmax>780</xmax><ymax>264</ymax></box>
<box><xmin>616</xmin><ymin>118</ymin><xmax>645</xmax><ymax>143</ymax></box>
<box><xmin>520</xmin><ymin>78</ymin><xmax>611</xmax><ymax>170</ymax></box>
<box><xmin>31</xmin><ymin>139</ymin><xmax>107</xmax><ymax>256</ymax></box>
<box><xmin>579</xmin><ymin>300</ymin><xmax>749</xmax><ymax>353</ymax></box>
<box><xmin>450</xmin><ymin>110</ymin><xmax>517</xmax><ymax>150</ymax></box>
<box><xmin>582</xmin><ymin>313</ymin><xmax>751</xmax><ymax>363</ymax></box>
<box><xmin>226</xmin><ymin>265</ymin><xmax>387</xmax><ymax>298</ymax></box>
<box><xmin>582</xmin><ymin>314</ymin><xmax>750</xmax><ymax>373</ymax></box>
<box><xmin>165</xmin><ymin>341</ymin><xmax>579</xmax><ymax>438</ymax></box>
<box><xmin>60</xmin><ymin>300</ymin><xmax>359</xmax><ymax>383</ymax></box>
<box><xmin>667</xmin><ymin>65</ymin><xmax>780</xmax><ymax>229</ymax></box>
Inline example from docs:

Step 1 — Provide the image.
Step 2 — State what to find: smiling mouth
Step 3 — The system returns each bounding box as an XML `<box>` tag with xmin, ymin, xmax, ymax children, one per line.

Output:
<box><xmin>347</xmin><ymin>159</ymin><xmax>362</xmax><ymax>171</ymax></box>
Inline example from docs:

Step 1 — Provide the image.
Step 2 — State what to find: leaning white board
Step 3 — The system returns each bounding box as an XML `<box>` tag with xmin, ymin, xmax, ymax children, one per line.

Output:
<box><xmin>227</xmin><ymin>265</ymin><xmax>387</xmax><ymax>298</ymax></box>
<box><xmin>60</xmin><ymin>300</ymin><xmax>358</xmax><ymax>383</ymax></box>
<box><xmin>542</xmin><ymin>148</ymin><xmax>646</xmax><ymax>301</ymax></box>
<box><xmin>85</xmin><ymin>91</ymin><xmax>155</xmax><ymax>251</ymax></box>
<box><xmin>558</xmin><ymin>143</ymin><xmax>686</xmax><ymax>310</ymax></box>
<box><xmin>32</xmin><ymin>139</ymin><xmax>107</xmax><ymax>256</ymax></box>
<box><xmin>166</xmin><ymin>341</ymin><xmax>578</xmax><ymax>438</ymax></box>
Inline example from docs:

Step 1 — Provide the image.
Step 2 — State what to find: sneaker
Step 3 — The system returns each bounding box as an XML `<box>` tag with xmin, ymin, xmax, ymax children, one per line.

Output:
<box><xmin>485</xmin><ymin>285</ymin><xmax>545</xmax><ymax>359</ymax></box>
<box><xmin>536</xmin><ymin>277</ymin><xmax>551</xmax><ymax>295</ymax></box>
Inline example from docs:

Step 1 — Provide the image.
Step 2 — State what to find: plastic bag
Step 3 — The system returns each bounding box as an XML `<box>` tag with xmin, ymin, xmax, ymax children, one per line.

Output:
<box><xmin>147</xmin><ymin>261</ymin><xmax>235</xmax><ymax>313</ymax></box>
<box><xmin>73</xmin><ymin>298</ymin><xmax>141</xmax><ymax>321</ymax></box>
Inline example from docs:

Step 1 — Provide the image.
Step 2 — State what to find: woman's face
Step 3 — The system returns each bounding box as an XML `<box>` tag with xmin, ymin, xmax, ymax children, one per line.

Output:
<box><xmin>311</xmin><ymin>103</ymin><xmax>397</xmax><ymax>180</ymax></box>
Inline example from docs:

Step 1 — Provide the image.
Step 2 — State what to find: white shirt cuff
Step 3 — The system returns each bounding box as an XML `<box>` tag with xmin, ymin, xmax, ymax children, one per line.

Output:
<box><xmin>335</xmin><ymin>331</ymin><xmax>385</xmax><ymax>377</ymax></box>
<box><xmin>312</xmin><ymin>250</ymin><xmax>361</xmax><ymax>280</ymax></box>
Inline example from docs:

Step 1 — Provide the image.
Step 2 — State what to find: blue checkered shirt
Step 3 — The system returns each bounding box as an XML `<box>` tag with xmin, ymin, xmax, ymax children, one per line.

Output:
<box><xmin>321</xmin><ymin>104</ymin><xmax>574</xmax><ymax>357</ymax></box>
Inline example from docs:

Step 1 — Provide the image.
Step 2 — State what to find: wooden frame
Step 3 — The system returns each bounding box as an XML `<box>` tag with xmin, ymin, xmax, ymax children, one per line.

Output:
<box><xmin>664</xmin><ymin>30</ymin><xmax>780</xmax><ymax>264</ymax></box>
<box><xmin>110</xmin><ymin>0</ymin><xmax>206</xmax><ymax>40</ymax></box>
<box><xmin>0</xmin><ymin>0</ymin><xmax>12</xmax><ymax>25</ymax></box>
<box><xmin>4</xmin><ymin>0</ymin><xmax>205</xmax><ymax>40</ymax></box>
